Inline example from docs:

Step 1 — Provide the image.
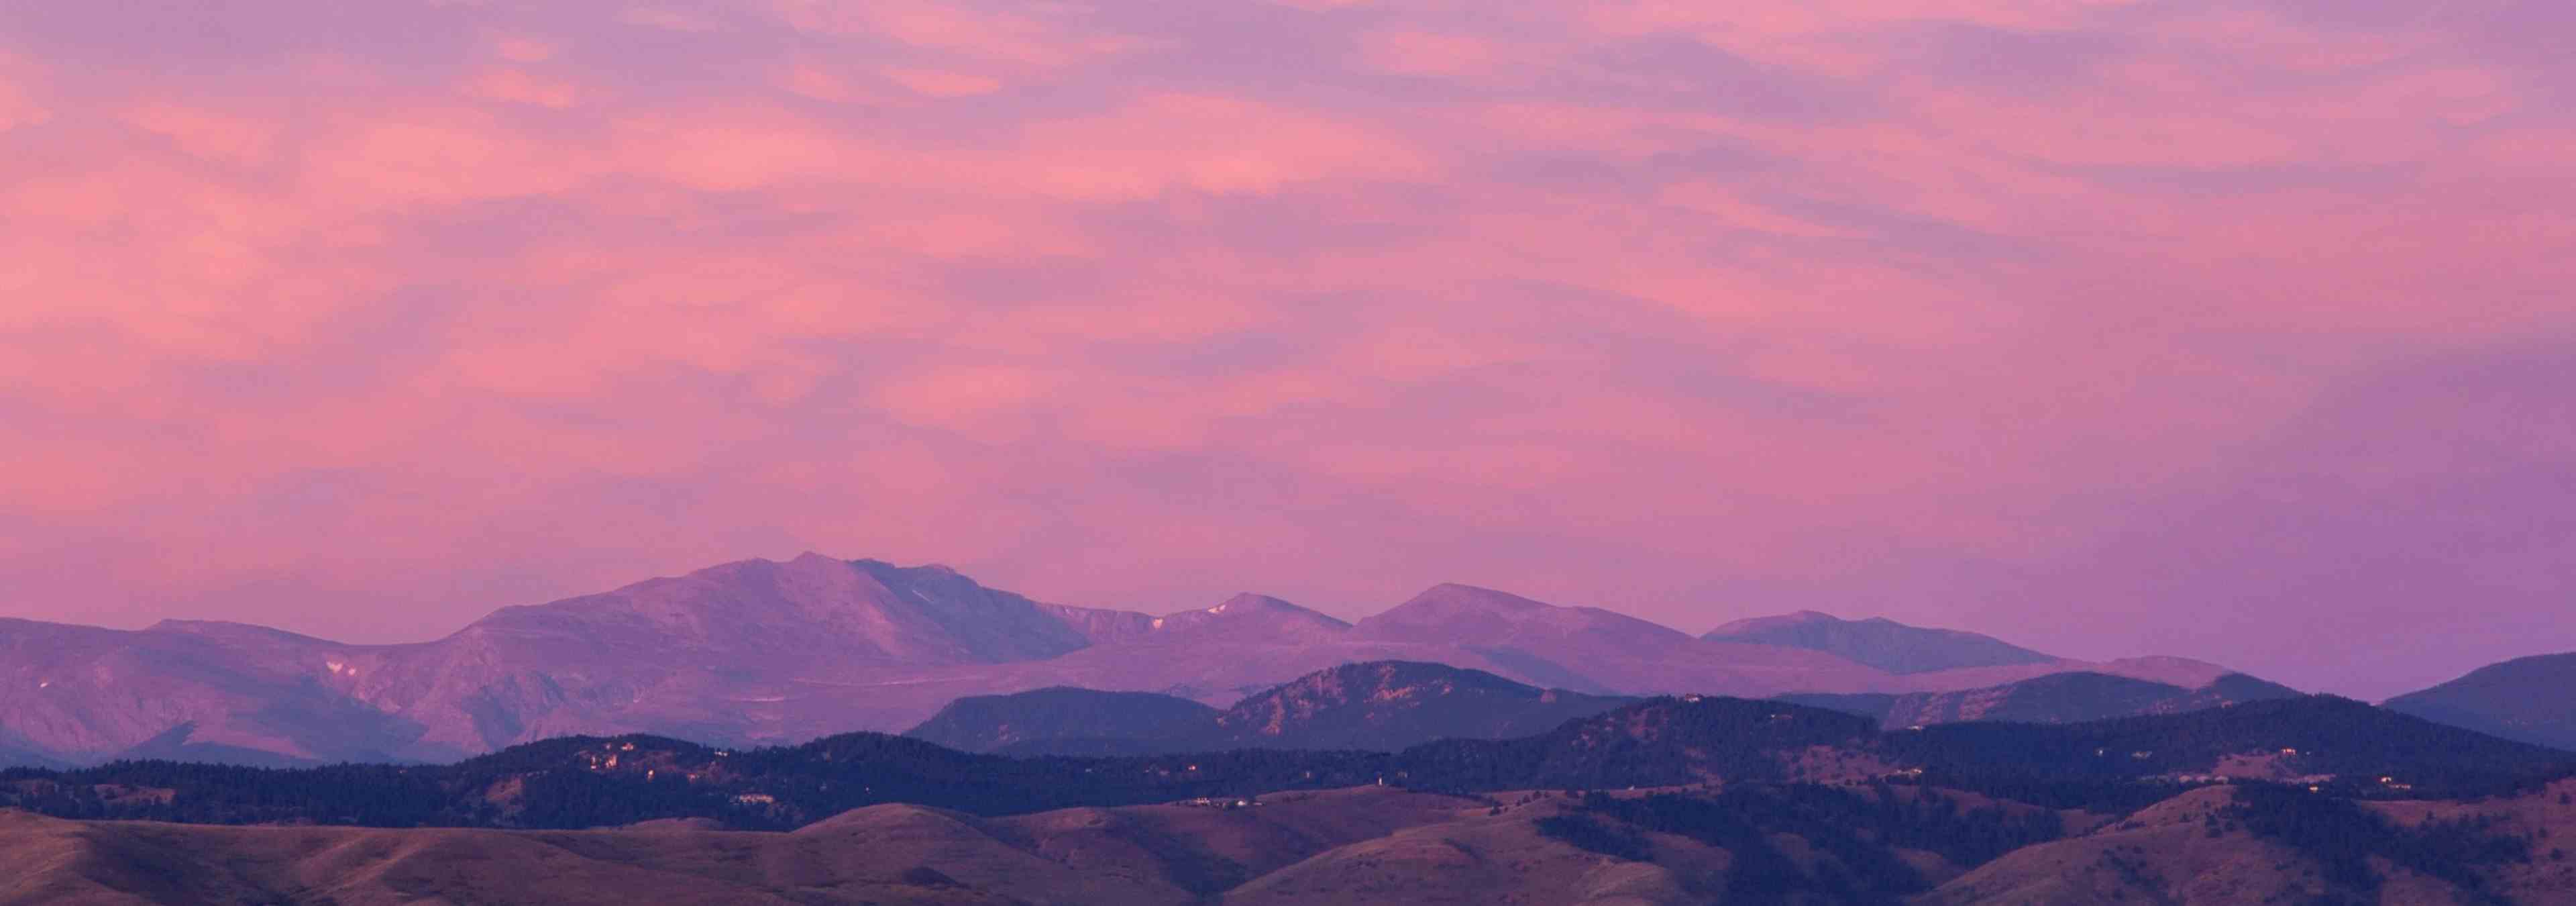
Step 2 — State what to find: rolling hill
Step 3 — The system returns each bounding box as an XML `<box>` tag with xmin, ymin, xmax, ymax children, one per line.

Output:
<box><xmin>903</xmin><ymin>688</ymin><xmax>1220</xmax><ymax>754</ymax></box>
<box><xmin>2385</xmin><ymin>652</ymin><xmax>2576</xmax><ymax>752</ymax></box>
<box><xmin>1206</xmin><ymin>661</ymin><xmax>1640</xmax><ymax>753</ymax></box>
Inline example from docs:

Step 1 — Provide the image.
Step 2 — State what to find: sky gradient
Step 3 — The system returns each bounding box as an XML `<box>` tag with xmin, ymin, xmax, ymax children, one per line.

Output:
<box><xmin>3</xmin><ymin>0</ymin><xmax>2571</xmax><ymax>699</ymax></box>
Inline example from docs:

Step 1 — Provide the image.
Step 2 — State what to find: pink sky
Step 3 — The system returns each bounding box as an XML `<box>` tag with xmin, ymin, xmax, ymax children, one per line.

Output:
<box><xmin>3</xmin><ymin>0</ymin><xmax>2570</xmax><ymax>699</ymax></box>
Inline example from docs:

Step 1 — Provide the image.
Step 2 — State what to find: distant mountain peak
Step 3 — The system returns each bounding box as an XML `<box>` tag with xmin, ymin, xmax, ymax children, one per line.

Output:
<box><xmin>1144</xmin><ymin>593</ymin><xmax>1350</xmax><ymax>642</ymax></box>
<box><xmin>1356</xmin><ymin>584</ymin><xmax>1682</xmax><ymax>640</ymax></box>
<box><xmin>461</xmin><ymin>552</ymin><xmax>1098</xmax><ymax>670</ymax></box>
<box><xmin>1403</xmin><ymin>583</ymin><xmax>1556</xmax><ymax>612</ymax></box>
<box><xmin>845</xmin><ymin>557</ymin><xmax>972</xmax><ymax>583</ymax></box>
<box><xmin>140</xmin><ymin>619</ymin><xmax>335</xmax><ymax>644</ymax></box>
<box><xmin>1705</xmin><ymin>610</ymin><xmax>1843</xmax><ymax>635</ymax></box>
<box><xmin>1705</xmin><ymin>611</ymin><xmax>2055</xmax><ymax>674</ymax></box>
<box><xmin>1345</xmin><ymin>583</ymin><xmax>1884</xmax><ymax>696</ymax></box>
<box><xmin>1209</xmin><ymin>592</ymin><xmax>1294</xmax><ymax>613</ymax></box>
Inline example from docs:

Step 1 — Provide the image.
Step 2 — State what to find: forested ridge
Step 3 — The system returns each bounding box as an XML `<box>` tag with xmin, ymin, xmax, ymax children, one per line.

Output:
<box><xmin>2224</xmin><ymin>783</ymin><xmax>2533</xmax><ymax>902</ymax></box>
<box><xmin>1538</xmin><ymin>785</ymin><xmax>2067</xmax><ymax>904</ymax></box>
<box><xmin>3</xmin><ymin>695</ymin><xmax>2569</xmax><ymax>832</ymax></box>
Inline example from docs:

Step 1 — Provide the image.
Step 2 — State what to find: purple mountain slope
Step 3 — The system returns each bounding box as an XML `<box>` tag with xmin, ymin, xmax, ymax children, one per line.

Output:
<box><xmin>1705</xmin><ymin>611</ymin><xmax>2055</xmax><ymax>674</ymax></box>
<box><xmin>1350</xmin><ymin>584</ymin><xmax>1900</xmax><ymax>695</ymax></box>
<box><xmin>0</xmin><ymin>555</ymin><xmax>2275</xmax><ymax>767</ymax></box>
<box><xmin>2384</xmin><ymin>652</ymin><xmax>2576</xmax><ymax>752</ymax></box>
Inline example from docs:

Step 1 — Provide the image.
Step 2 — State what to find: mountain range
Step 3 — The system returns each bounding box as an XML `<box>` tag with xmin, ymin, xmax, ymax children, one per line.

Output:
<box><xmin>0</xmin><ymin>553</ymin><xmax>2265</xmax><ymax>768</ymax></box>
<box><xmin>7</xmin><ymin>552</ymin><xmax>2567</xmax><ymax>772</ymax></box>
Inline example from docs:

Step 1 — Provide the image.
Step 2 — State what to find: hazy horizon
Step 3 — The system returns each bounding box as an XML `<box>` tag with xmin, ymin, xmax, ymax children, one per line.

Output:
<box><xmin>5</xmin><ymin>0</ymin><xmax>2572</xmax><ymax>701</ymax></box>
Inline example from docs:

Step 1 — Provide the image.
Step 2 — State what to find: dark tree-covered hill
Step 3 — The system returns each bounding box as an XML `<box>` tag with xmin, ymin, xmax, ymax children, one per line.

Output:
<box><xmin>911</xmin><ymin>661</ymin><xmax>1638</xmax><ymax>756</ymax></box>
<box><xmin>2385</xmin><ymin>652</ymin><xmax>2576</xmax><ymax>752</ymax></box>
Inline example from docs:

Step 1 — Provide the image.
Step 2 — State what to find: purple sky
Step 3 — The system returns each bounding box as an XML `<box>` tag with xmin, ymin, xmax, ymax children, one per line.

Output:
<box><xmin>3</xmin><ymin>0</ymin><xmax>2571</xmax><ymax>699</ymax></box>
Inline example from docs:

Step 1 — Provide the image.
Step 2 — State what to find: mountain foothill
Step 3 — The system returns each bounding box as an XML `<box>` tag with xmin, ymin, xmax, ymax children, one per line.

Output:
<box><xmin>5</xmin><ymin>693</ymin><xmax>2573</xmax><ymax>904</ymax></box>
